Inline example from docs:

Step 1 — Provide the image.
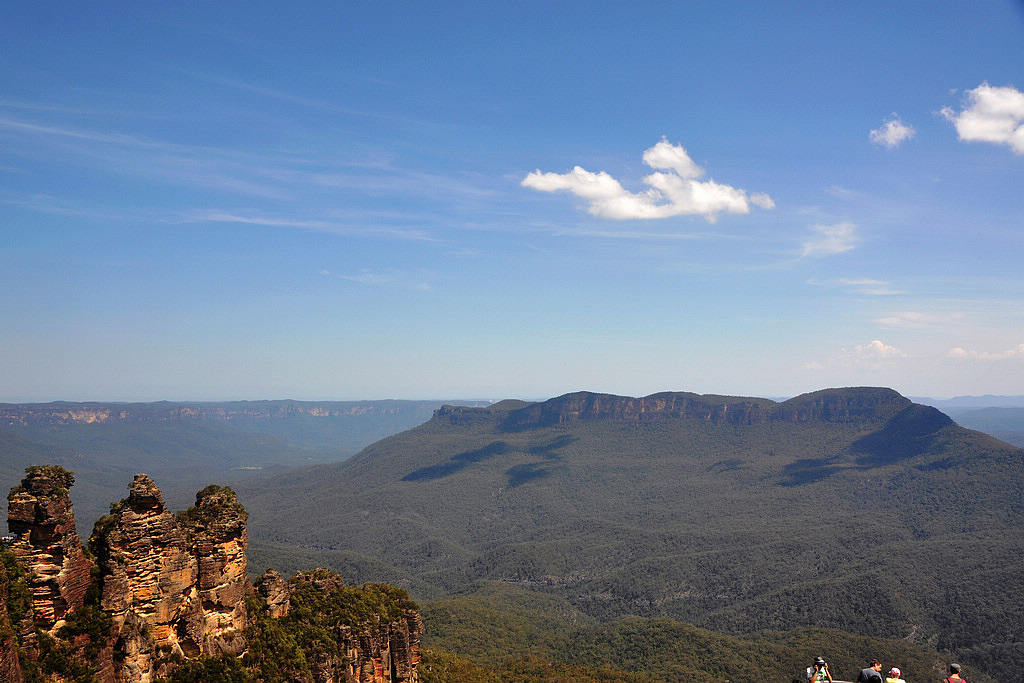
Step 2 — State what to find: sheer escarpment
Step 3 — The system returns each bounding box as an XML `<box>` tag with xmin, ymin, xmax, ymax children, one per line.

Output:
<box><xmin>2</xmin><ymin>467</ymin><xmax>422</xmax><ymax>683</ymax></box>
<box><xmin>6</xmin><ymin>466</ymin><xmax>93</xmax><ymax>632</ymax></box>
<box><xmin>490</xmin><ymin>387</ymin><xmax>912</xmax><ymax>431</ymax></box>
<box><xmin>88</xmin><ymin>473</ymin><xmax>246</xmax><ymax>681</ymax></box>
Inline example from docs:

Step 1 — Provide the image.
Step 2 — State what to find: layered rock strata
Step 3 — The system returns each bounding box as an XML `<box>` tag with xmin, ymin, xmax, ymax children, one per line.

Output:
<box><xmin>89</xmin><ymin>474</ymin><xmax>249</xmax><ymax>682</ymax></box>
<box><xmin>267</xmin><ymin>569</ymin><xmax>423</xmax><ymax>683</ymax></box>
<box><xmin>6</xmin><ymin>466</ymin><xmax>92</xmax><ymax>632</ymax></box>
<box><xmin>4</xmin><ymin>469</ymin><xmax>423</xmax><ymax>683</ymax></box>
<box><xmin>488</xmin><ymin>387</ymin><xmax>915</xmax><ymax>431</ymax></box>
<box><xmin>177</xmin><ymin>484</ymin><xmax>249</xmax><ymax>657</ymax></box>
<box><xmin>254</xmin><ymin>567</ymin><xmax>290</xmax><ymax>618</ymax></box>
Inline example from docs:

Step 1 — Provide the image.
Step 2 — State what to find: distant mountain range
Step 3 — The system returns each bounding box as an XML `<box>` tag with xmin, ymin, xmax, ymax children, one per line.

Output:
<box><xmin>912</xmin><ymin>394</ymin><xmax>1024</xmax><ymax>409</ymax></box>
<box><xmin>2</xmin><ymin>389</ymin><xmax>1021</xmax><ymax>680</ymax></box>
<box><xmin>905</xmin><ymin>398</ymin><xmax>1024</xmax><ymax>448</ymax></box>
<box><xmin>0</xmin><ymin>399</ymin><xmax>486</xmax><ymax>533</ymax></box>
<box><xmin>230</xmin><ymin>388</ymin><xmax>1022</xmax><ymax>682</ymax></box>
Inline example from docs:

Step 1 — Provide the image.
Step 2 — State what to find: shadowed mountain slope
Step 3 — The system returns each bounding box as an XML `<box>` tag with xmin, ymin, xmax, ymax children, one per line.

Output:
<box><xmin>239</xmin><ymin>387</ymin><xmax>1024</xmax><ymax>681</ymax></box>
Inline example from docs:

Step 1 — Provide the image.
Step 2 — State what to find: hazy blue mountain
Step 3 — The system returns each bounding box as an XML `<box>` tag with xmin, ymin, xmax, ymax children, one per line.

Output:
<box><xmin>0</xmin><ymin>399</ymin><xmax>485</xmax><ymax>534</ymax></box>
<box><xmin>235</xmin><ymin>388</ymin><xmax>1023</xmax><ymax>682</ymax></box>
<box><xmin>913</xmin><ymin>394</ymin><xmax>1024</xmax><ymax>409</ymax></box>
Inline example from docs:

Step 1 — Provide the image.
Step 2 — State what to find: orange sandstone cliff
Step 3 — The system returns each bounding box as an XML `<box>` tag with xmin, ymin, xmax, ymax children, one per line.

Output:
<box><xmin>2</xmin><ymin>467</ymin><xmax>422</xmax><ymax>683</ymax></box>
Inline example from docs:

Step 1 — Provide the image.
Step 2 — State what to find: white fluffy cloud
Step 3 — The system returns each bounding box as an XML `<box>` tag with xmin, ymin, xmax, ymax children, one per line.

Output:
<box><xmin>855</xmin><ymin>340</ymin><xmax>906</xmax><ymax>360</ymax></box>
<box><xmin>941</xmin><ymin>82</ymin><xmax>1024</xmax><ymax>154</ymax></box>
<box><xmin>869</xmin><ymin>114</ymin><xmax>916</xmax><ymax>148</ymax></box>
<box><xmin>801</xmin><ymin>222</ymin><xmax>858</xmax><ymax>257</ymax></box>
<box><xmin>522</xmin><ymin>139</ymin><xmax>774</xmax><ymax>222</ymax></box>
<box><xmin>805</xmin><ymin>339</ymin><xmax>907</xmax><ymax>371</ymax></box>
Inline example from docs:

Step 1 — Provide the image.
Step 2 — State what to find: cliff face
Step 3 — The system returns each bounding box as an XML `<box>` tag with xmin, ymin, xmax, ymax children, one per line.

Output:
<box><xmin>6</xmin><ymin>466</ymin><xmax>92</xmax><ymax>632</ymax></box>
<box><xmin>499</xmin><ymin>391</ymin><xmax>776</xmax><ymax>430</ymax></box>
<box><xmin>772</xmin><ymin>386</ymin><xmax>910</xmax><ymax>422</ymax></box>
<box><xmin>253</xmin><ymin>568</ymin><xmax>423</xmax><ymax>683</ymax></box>
<box><xmin>492</xmin><ymin>387</ymin><xmax>912</xmax><ymax>431</ymax></box>
<box><xmin>3</xmin><ymin>469</ymin><xmax>423</xmax><ymax>683</ymax></box>
<box><xmin>89</xmin><ymin>474</ymin><xmax>247</xmax><ymax>682</ymax></box>
<box><xmin>178</xmin><ymin>484</ymin><xmax>250</xmax><ymax>657</ymax></box>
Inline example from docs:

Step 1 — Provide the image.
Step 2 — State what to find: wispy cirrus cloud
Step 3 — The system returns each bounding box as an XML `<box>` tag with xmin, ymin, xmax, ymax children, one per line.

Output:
<box><xmin>801</xmin><ymin>222</ymin><xmax>858</xmax><ymax>257</ymax></box>
<box><xmin>870</xmin><ymin>114</ymin><xmax>916</xmax><ymax>148</ymax></box>
<box><xmin>941</xmin><ymin>82</ymin><xmax>1024</xmax><ymax>154</ymax></box>
<box><xmin>324</xmin><ymin>268</ymin><xmax>433</xmax><ymax>291</ymax></box>
<box><xmin>179</xmin><ymin>210</ymin><xmax>437</xmax><ymax>240</ymax></box>
<box><xmin>875</xmin><ymin>311</ymin><xmax>964</xmax><ymax>329</ymax></box>
<box><xmin>0</xmin><ymin>113</ymin><xmax>296</xmax><ymax>199</ymax></box>
<box><xmin>522</xmin><ymin>138</ymin><xmax>774</xmax><ymax>222</ymax></box>
<box><xmin>838</xmin><ymin>278</ymin><xmax>903</xmax><ymax>296</ymax></box>
<box><xmin>1</xmin><ymin>108</ymin><xmax>496</xmax><ymax>219</ymax></box>
<box><xmin>806</xmin><ymin>277</ymin><xmax>902</xmax><ymax>295</ymax></box>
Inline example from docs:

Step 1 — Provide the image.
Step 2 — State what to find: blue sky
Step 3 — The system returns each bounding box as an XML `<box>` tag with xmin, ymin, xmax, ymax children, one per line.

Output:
<box><xmin>2</xmin><ymin>1</ymin><xmax>1023</xmax><ymax>402</ymax></box>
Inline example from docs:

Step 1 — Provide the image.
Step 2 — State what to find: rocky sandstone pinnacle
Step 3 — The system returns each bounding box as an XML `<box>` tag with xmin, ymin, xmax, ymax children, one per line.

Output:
<box><xmin>6</xmin><ymin>466</ymin><xmax>92</xmax><ymax>632</ymax></box>
<box><xmin>89</xmin><ymin>473</ymin><xmax>250</xmax><ymax>682</ymax></box>
<box><xmin>91</xmin><ymin>473</ymin><xmax>201</xmax><ymax>681</ymax></box>
<box><xmin>178</xmin><ymin>483</ymin><xmax>250</xmax><ymax>657</ymax></box>
<box><xmin>6</xmin><ymin>469</ymin><xmax>423</xmax><ymax>683</ymax></box>
<box><xmin>255</xmin><ymin>567</ymin><xmax>290</xmax><ymax>618</ymax></box>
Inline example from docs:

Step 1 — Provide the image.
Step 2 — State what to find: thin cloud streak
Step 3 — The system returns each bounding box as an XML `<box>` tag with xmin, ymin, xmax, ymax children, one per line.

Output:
<box><xmin>179</xmin><ymin>210</ymin><xmax>439</xmax><ymax>241</ymax></box>
<box><xmin>838</xmin><ymin>278</ymin><xmax>904</xmax><ymax>296</ymax></box>
<box><xmin>178</xmin><ymin>70</ymin><xmax>427</xmax><ymax>125</ymax></box>
<box><xmin>876</xmin><ymin>311</ymin><xmax>965</xmax><ymax>330</ymax></box>
<box><xmin>0</xmin><ymin>110</ymin><xmax>496</xmax><ymax>210</ymax></box>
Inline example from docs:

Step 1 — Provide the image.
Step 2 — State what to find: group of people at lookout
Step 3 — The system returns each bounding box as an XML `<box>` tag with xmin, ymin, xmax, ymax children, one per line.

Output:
<box><xmin>807</xmin><ymin>657</ymin><xmax>968</xmax><ymax>683</ymax></box>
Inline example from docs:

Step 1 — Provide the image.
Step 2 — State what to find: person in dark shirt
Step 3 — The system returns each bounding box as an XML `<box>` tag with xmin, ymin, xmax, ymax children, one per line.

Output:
<box><xmin>856</xmin><ymin>659</ymin><xmax>884</xmax><ymax>683</ymax></box>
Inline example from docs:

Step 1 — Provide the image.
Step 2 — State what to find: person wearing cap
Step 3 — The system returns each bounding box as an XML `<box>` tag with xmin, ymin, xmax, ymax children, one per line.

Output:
<box><xmin>808</xmin><ymin>656</ymin><xmax>832</xmax><ymax>682</ymax></box>
<box><xmin>885</xmin><ymin>666</ymin><xmax>905</xmax><ymax>683</ymax></box>
<box><xmin>945</xmin><ymin>663</ymin><xmax>966</xmax><ymax>682</ymax></box>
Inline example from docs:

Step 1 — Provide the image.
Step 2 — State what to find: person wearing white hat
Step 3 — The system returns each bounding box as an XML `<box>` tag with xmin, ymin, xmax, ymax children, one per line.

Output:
<box><xmin>885</xmin><ymin>666</ymin><xmax>905</xmax><ymax>683</ymax></box>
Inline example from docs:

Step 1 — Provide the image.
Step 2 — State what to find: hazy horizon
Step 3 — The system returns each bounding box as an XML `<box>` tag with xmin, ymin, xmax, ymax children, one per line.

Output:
<box><xmin>3</xmin><ymin>2</ymin><xmax>1023</xmax><ymax>403</ymax></box>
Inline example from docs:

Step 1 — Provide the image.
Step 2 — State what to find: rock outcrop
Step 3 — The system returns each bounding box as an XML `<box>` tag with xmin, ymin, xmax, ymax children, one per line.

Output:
<box><xmin>178</xmin><ymin>484</ymin><xmax>250</xmax><ymax>657</ymax></box>
<box><xmin>3</xmin><ymin>468</ymin><xmax>423</xmax><ymax>683</ymax></box>
<box><xmin>498</xmin><ymin>390</ymin><xmax>777</xmax><ymax>430</ymax></box>
<box><xmin>6</xmin><ymin>465</ymin><xmax>93</xmax><ymax>632</ymax></box>
<box><xmin>255</xmin><ymin>568</ymin><xmax>422</xmax><ymax>683</ymax></box>
<box><xmin>88</xmin><ymin>473</ymin><xmax>249</xmax><ymax>682</ymax></box>
<box><xmin>254</xmin><ymin>567</ymin><xmax>290</xmax><ymax>618</ymax></box>
<box><xmin>487</xmin><ymin>387</ymin><xmax>914</xmax><ymax>431</ymax></box>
